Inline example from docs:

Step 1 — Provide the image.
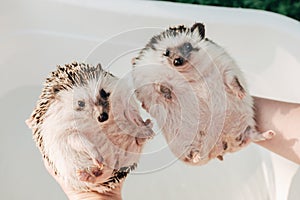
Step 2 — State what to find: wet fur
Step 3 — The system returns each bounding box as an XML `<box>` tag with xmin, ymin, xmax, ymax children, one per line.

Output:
<box><xmin>26</xmin><ymin>62</ymin><xmax>153</xmax><ymax>193</ymax></box>
<box><xmin>132</xmin><ymin>23</ymin><xmax>274</xmax><ymax>165</ymax></box>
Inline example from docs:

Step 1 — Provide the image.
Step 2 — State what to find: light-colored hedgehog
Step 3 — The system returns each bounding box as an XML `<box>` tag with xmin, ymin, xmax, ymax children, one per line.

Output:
<box><xmin>132</xmin><ymin>23</ymin><xmax>275</xmax><ymax>165</ymax></box>
<box><xmin>26</xmin><ymin>62</ymin><xmax>153</xmax><ymax>193</ymax></box>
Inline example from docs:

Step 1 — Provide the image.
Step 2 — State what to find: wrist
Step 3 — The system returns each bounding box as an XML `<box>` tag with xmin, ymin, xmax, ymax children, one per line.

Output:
<box><xmin>65</xmin><ymin>184</ymin><xmax>122</xmax><ymax>200</ymax></box>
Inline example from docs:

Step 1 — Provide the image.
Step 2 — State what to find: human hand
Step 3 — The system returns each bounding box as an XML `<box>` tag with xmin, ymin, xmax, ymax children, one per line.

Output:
<box><xmin>43</xmin><ymin>160</ymin><xmax>123</xmax><ymax>200</ymax></box>
<box><xmin>254</xmin><ymin>97</ymin><xmax>300</xmax><ymax>165</ymax></box>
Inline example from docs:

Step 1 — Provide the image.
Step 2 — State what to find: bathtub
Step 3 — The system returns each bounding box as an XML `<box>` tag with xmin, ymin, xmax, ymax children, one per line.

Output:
<box><xmin>0</xmin><ymin>0</ymin><xmax>299</xmax><ymax>199</ymax></box>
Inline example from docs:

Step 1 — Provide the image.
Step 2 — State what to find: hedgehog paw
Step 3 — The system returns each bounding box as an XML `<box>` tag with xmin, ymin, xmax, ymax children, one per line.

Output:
<box><xmin>184</xmin><ymin>147</ymin><xmax>202</xmax><ymax>164</ymax></box>
<box><xmin>77</xmin><ymin>165</ymin><xmax>104</xmax><ymax>183</ymax></box>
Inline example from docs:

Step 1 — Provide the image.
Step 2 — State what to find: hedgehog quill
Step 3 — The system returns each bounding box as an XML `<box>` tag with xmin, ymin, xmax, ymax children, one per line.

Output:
<box><xmin>26</xmin><ymin>62</ymin><xmax>153</xmax><ymax>193</ymax></box>
<box><xmin>132</xmin><ymin>23</ymin><xmax>275</xmax><ymax>165</ymax></box>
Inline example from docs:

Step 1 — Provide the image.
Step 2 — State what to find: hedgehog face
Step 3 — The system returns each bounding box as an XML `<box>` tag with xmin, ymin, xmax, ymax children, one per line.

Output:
<box><xmin>132</xmin><ymin>23</ymin><xmax>206</xmax><ymax>72</ymax></box>
<box><xmin>58</xmin><ymin>80</ymin><xmax>112</xmax><ymax>129</ymax></box>
<box><xmin>34</xmin><ymin>70</ymin><xmax>118</xmax><ymax>144</ymax></box>
<box><xmin>26</xmin><ymin>63</ymin><xmax>126</xmax><ymax>139</ymax></box>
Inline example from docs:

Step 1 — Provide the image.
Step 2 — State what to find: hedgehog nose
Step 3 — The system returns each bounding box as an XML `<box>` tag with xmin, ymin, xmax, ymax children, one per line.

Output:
<box><xmin>98</xmin><ymin>112</ymin><xmax>108</xmax><ymax>122</ymax></box>
<box><xmin>173</xmin><ymin>57</ymin><xmax>185</xmax><ymax>67</ymax></box>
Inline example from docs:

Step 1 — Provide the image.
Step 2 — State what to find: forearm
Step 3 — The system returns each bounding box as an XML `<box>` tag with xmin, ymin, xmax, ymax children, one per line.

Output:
<box><xmin>253</xmin><ymin>97</ymin><xmax>300</xmax><ymax>165</ymax></box>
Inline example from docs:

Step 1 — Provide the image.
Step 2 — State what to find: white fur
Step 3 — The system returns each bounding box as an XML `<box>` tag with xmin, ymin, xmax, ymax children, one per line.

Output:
<box><xmin>132</xmin><ymin>24</ymin><xmax>274</xmax><ymax>165</ymax></box>
<box><xmin>33</xmin><ymin>69</ymin><xmax>153</xmax><ymax>192</ymax></box>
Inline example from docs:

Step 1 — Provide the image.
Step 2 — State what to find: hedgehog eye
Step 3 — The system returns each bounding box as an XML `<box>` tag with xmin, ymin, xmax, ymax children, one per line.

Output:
<box><xmin>78</xmin><ymin>100</ymin><xmax>85</xmax><ymax>108</ymax></box>
<box><xmin>183</xmin><ymin>42</ymin><xmax>193</xmax><ymax>53</ymax></box>
<box><xmin>163</xmin><ymin>49</ymin><xmax>170</xmax><ymax>57</ymax></box>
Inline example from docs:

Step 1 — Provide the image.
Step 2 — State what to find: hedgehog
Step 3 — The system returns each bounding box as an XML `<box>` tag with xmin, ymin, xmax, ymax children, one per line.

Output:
<box><xmin>131</xmin><ymin>23</ymin><xmax>275</xmax><ymax>165</ymax></box>
<box><xmin>26</xmin><ymin>62</ymin><xmax>154</xmax><ymax>193</ymax></box>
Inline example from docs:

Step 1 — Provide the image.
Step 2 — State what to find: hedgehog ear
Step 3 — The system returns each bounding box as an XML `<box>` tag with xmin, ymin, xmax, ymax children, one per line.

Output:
<box><xmin>96</xmin><ymin>63</ymin><xmax>103</xmax><ymax>70</ymax></box>
<box><xmin>25</xmin><ymin>118</ymin><xmax>33</xmax><ymax>129</ymax></box>
<box><xmin>131</xmin><ymin>57</ymin><xmax>136</xmax><ymax>66</ymax></box>
<box><xmin>191</xmin><ymin>23</ymin><xmax>205</xmax><ymax>39</ymax></box>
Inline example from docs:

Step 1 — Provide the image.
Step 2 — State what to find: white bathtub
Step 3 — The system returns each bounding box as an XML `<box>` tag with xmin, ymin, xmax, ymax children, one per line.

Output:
<box><xmin>0</xmin><ymin>0</ymin><xmax>299</xmax><ymax>199</ymax></box>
